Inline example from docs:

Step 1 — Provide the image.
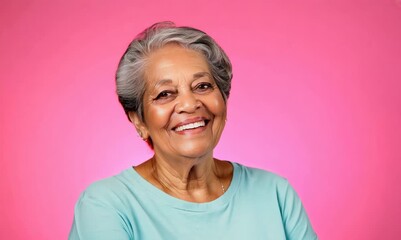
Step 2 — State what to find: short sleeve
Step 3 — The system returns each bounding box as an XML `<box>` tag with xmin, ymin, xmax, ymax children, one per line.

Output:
<box><xmin>278</xmin><ymin>180</ymin><xmax>318</xmax><ymax>240</ymax></box>
<box><xmin>69</xmin><ymin>190</ymin><xmax>131</xmax><ymax>240</ymax></box>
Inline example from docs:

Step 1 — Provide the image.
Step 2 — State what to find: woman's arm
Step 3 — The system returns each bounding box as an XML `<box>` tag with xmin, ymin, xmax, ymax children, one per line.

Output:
<box><xmin>279</xmin><ymin>180</ymin><xmax>318</xmax><ymax>240</ymax></box>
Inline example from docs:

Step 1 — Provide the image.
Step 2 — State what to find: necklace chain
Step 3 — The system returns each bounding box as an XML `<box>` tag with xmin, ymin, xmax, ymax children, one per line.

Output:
<box><xmin>219</xmin><ymin>179</ymin><xmax>225</xmax><ymax>194</ymax></box>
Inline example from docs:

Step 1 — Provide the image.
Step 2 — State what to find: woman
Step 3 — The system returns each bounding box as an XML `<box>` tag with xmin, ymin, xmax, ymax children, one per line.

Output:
<box><xmin>69</xmin><ymin>22</ymin><xmax>318</xmax><ymax>239</ymax></box>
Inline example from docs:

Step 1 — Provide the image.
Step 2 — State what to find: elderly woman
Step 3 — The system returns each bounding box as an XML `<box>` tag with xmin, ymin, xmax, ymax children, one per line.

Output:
<box><xmin>69</xmin><ymin>22</ymin><xmax>317</xmax><ymax>239</ymax></box>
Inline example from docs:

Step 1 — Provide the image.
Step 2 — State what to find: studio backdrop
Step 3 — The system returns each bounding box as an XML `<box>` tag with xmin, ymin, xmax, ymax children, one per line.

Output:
<box><xmin>1</xmin><ymin>0</ymin><xmax>400</xmax><ymax>239</ymax></box>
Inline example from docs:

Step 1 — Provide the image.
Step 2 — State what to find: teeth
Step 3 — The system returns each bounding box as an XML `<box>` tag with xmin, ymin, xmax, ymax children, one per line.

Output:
<box><xmin>175</xmin><ymin>121</ymin><xmax>205</xmax><ymax>132</ymax></box>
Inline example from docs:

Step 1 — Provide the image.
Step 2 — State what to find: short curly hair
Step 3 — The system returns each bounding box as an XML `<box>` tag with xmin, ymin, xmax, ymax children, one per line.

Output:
<box><xmin>116</xmin><ymin>21</ymin><xmax>233</xmax><ymax>123</ymax></box>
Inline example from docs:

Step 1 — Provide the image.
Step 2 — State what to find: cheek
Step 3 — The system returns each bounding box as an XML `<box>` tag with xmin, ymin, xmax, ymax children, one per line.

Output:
<box><xmin>209</xmin><ymin>94</ymin><xmax>227</xmax><ymax>117</ymax></box>
<box><xmin>145</xmin><ymin>106</ymin><xmax>173</xmax><ymax>130</ymax></box>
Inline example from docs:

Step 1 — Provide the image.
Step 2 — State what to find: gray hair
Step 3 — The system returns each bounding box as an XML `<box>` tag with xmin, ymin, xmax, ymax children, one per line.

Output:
<box><xmin>116</xmin><ymin>21</ymin><xmax>233</xmax><ymax>122</ymax></box>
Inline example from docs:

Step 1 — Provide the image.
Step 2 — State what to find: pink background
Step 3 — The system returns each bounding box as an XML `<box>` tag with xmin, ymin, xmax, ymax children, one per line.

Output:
<box><xmin>1</xmin><ymin>0</ymin><xmax>400</xmax><ymax>239</ymax></box>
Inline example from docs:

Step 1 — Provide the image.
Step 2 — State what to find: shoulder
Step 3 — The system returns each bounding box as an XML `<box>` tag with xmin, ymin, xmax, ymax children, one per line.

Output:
<box><xmin>77</xmin><ymin>168</ymin><xmax>134</xmax><ymax>206</ymax></box>
<box><xmin>234</xmin><ymin>163</ymin><xmax>318</xmax><ymax>239</ymax></box>
<box><xmin>234</xmin><ymin>162</ymin><xmax>289</xmax><ymax>189</ymax></box>
<box><xmin>233</xmin><ymin>162</ymin><xmax>298</xmax><ymax>203</ymax></box>
<box><xmin>70</xmin><ymin>169</ymin><xmax>136</xmax><ymax>239</ymax></box>
<box><xmin>234</xmin><ymin>162</ymin><xmax>307</xmax><ymax>205</ymax></box>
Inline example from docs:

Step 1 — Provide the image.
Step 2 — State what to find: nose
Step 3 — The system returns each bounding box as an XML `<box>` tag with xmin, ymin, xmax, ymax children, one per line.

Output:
<box><xmin>175</xmin><ymin>91</ymin><xmax>201</xmax><ymax>113</ymax></box>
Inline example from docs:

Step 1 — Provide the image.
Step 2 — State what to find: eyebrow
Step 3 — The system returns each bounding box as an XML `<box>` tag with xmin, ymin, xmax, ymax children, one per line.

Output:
<box><xmin>154</xmin><ymin>79</ymin><xmax>173</xmax><ymax>88</ymax></box>
<box><xmin>153</xmin><ymin>72</ymin><xmax>212</xmax><ymax>88</ymax></box>
<box><xmin>193</xmin><ymin>72</ymin><xmax>212</xmax><ymax>80</ymax></box>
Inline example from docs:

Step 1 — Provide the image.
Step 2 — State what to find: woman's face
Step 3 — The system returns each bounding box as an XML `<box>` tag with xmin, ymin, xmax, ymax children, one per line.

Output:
<box><xmin>134</xmin><ymin>44</ymin><xmax>226</xmax><ymax>160</ymax></box>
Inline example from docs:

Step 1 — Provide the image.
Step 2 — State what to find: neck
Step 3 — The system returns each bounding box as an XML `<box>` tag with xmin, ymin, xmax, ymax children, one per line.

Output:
<box><xmin>150</xmin><ymin>153</ymin><xmax>224</xmax><ymax>202</ymax></box>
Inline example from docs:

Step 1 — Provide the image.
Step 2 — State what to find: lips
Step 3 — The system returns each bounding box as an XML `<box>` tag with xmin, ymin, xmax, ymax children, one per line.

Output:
<box><xmin>172</xmin><ymin>117</ymin><xmax>209</xmax><ymax>132</ymax></box>
<box><xmin>175</xmin><ymin>121</ymin><xmax>205</xmax><ymax>132</ymax></box>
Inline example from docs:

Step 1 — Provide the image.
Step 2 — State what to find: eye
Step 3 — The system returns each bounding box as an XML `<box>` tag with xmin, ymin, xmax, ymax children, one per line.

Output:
<box><xmin>194</xmin><ymin>82</ymin><xmax>214</xmax><ymax>93</ymax></box>
<box><xmin>155</xmin><ymin>91</ymin><xmax>172</xmax><ymax>100</ymax></box>
<box><xmin>156</xmin><ymin>91</ymin><xmax>170</xmax><ymax>99</ymax></box>
<box><xmin>154</xmin><ymin>90</ymin><xmax>175</xmax><ymax>101</ymax></box>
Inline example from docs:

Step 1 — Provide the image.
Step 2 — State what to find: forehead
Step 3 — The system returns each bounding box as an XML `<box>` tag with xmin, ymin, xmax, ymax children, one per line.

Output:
<box><xmin>144</xmin><ymin>44</ymin><xmax>210</xmax><ymax>85</ymax></box>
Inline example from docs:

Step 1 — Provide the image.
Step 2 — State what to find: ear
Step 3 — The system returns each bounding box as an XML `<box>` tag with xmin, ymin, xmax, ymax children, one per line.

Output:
<box><xmin>128</xmin><ymin>112</ymin><xmax>149</xmax><ymax>140</ymax></box>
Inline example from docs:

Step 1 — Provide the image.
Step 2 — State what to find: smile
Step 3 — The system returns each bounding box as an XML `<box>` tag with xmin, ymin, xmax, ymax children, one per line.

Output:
<box><xmin>174</xmin><ymin>120</ymin><xmax>206</xmax><ymax>132</ymax></box>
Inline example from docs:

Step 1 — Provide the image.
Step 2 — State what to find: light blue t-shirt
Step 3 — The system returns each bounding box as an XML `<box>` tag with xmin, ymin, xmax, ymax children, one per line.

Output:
<box><xmin>69</xmin><ymin>162</ymin><xmax>317</xmax><ymax>239</ymax></box>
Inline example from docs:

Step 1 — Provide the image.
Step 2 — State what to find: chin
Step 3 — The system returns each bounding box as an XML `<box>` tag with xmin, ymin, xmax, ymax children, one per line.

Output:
<box><xmin>175</xmin><ymin>143</ymin><xmax>214</xmax><ymax>159</ymax></box>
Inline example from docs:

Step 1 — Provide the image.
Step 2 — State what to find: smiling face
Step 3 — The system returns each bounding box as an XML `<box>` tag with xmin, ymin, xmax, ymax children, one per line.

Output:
<box><xmin>131</xmin><ymin>44</ymin><xmax>227</xmax><ymax>160</ymax></box>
